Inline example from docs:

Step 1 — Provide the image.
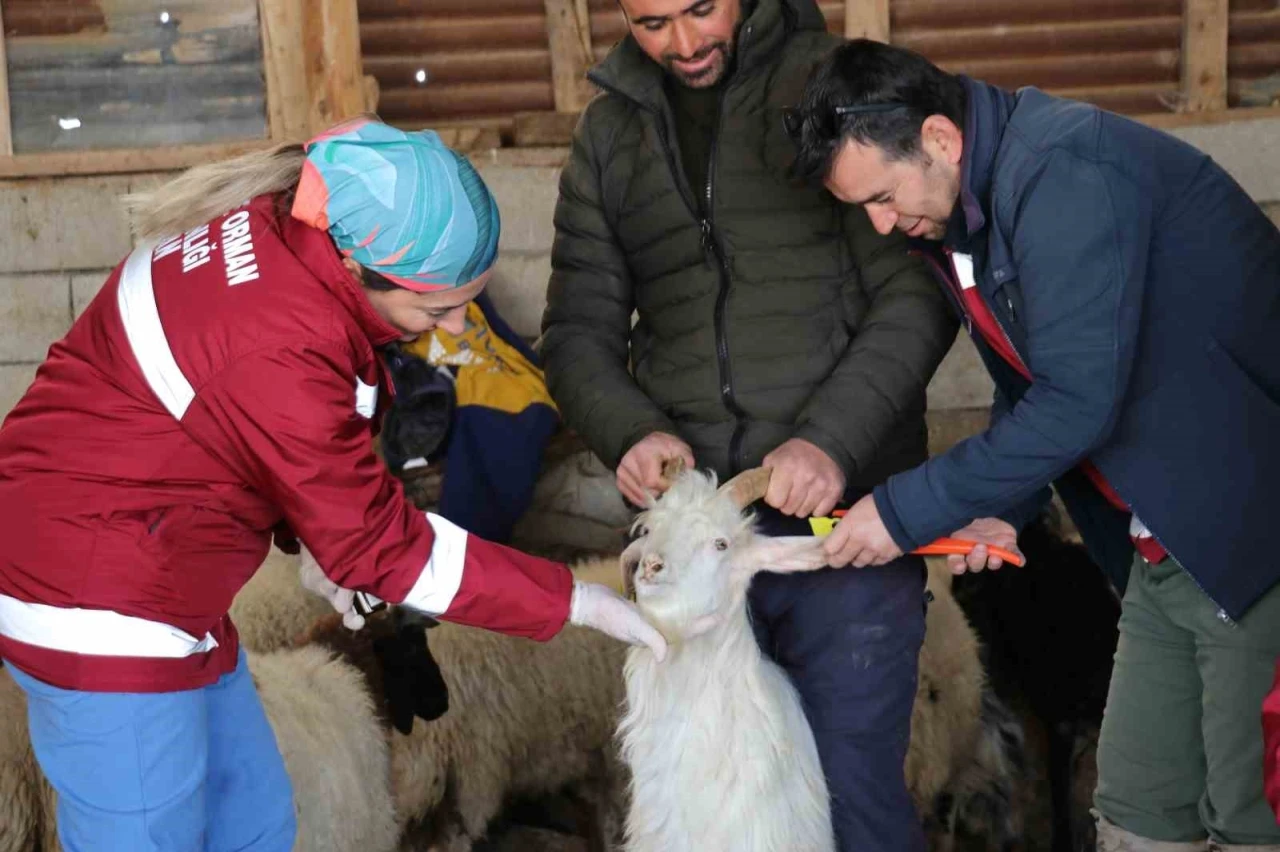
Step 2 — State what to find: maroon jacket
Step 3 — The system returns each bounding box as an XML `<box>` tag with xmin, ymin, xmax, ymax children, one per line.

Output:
<box><xmin>1265</xmin><ymin>660</ymin><xmax>1280</xmax><ymax>823</ymax></box>
<box><xmin>0</xmin><ymin>195</ymin><xmax>571</xmax><ymax>692</ymax></box>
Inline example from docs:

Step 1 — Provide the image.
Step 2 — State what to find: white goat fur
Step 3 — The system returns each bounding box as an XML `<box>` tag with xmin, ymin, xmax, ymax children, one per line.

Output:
<box><xmin>619</xmin><ymin>471</ymin><xmax>835</xmax><ymax>852</ymax></box>
<box><xmin>618</xmin><ymin>472</ymin><xmax>998</xmax><ymax>852</ymax></box>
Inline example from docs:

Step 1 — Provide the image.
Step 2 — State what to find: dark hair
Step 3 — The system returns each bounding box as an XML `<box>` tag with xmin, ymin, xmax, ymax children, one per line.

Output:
<box><xmin>360</xmin><ymin>265</ymin><xmax>401</xmax><ymax>291</ymax></box>
<box><xmin>787</xmin><ymin>40</ymin><xmax>966</xmax><ymax>182</ymax></box>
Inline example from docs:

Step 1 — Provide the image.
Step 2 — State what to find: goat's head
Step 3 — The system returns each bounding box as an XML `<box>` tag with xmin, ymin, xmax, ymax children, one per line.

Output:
<box><xmin>620</xmin><ymin>464</ymin><xmax>828</xmax><ymax>637</ymax></box>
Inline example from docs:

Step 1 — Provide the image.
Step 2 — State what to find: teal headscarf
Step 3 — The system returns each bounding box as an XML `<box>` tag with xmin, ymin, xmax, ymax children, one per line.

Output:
<box><xmin>292</xmin><ymin>118</ymin><xmax>500</xmax><ymax>291</ymax></box>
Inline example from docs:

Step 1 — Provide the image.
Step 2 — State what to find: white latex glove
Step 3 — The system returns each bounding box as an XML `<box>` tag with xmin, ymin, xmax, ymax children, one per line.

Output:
<box><xmin>568</xmin><ymin>581</ymin><xmax>668</xmax><ymax>662</ymax></box>
<box><xmin>298</xmin><ymin>546</ymin><xmax>366</xmax><ymax>631</ymax></box>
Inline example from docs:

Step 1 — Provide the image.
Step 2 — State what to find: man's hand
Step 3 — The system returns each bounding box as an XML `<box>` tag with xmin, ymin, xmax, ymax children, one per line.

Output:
<box><xmin>298</xmin><ymin>546</ymin><xmax>367</xmax><ymax>630</ymax></box>
<box><xmin>945</xmin><ymin>517</ymin><xmax>1022</xmax><ymax>574</ymax></box>
<box><xmin>616</xmin><ymin>432</ymin><xmax>696</xmax><ymax>507</ymax></box>
<box><xmin>568</xmin><ymin>581</ymin><xmax>668</xmax><ymax>662</ymax></box>
<box><xmin>761</xmin><ymin>438</ymin><xmax>846</xmax><ymax>518</ymax></box>
<box><xmin>822</xmin><ymin>493</ymin><xmax>903</xmax><ymax>568</ymax></box>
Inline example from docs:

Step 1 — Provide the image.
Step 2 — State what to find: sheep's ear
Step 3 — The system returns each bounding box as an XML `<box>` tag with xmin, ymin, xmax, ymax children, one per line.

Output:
<box><xmin>737</xmin><ymin>536</ymin><xmax>830</xmax><ymax>575</ymax></box>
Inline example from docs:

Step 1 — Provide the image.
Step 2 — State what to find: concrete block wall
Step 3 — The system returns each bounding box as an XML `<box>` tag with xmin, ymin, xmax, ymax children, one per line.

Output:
<box><xmin>0</xmin><ymin>175</ymin><xmax>147</xmax><ymax>415</ymax></box>
<box><xmin>3</xmin><ymin>119</ymin><xmax>1278</xmax><ymax>454</ymax></box>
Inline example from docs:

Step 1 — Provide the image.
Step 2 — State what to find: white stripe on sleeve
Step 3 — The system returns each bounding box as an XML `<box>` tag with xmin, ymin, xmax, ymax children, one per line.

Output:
<box><xmin>399</xmin><ymin>512</ymin><xmax>468</xmax><ymax>615</ymax></box>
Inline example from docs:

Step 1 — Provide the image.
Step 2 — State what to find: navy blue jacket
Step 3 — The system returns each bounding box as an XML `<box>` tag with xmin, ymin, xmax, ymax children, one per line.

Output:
<box><xmin>874</xmin><ymin>78</ymin><xmax>1280</xmax><ymax>619</ymax></box>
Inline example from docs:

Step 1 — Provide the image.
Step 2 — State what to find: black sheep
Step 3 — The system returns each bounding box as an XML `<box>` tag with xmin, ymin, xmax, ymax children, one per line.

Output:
<box><xmin>951</xmin><ymin>509</ymin><xmax>1122</xmax><ymax>852</ymax></box>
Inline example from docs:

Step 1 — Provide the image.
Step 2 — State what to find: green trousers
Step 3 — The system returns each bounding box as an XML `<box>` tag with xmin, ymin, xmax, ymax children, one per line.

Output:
<box><xmin>1095</xmin><ymin>554</ymin><xmax>1280</xmax><ymax>844</ymax></box>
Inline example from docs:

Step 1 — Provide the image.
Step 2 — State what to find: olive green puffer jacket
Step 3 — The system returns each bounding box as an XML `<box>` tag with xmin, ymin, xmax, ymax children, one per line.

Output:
<box><xmin>540</xmin><ymin>0</ymin><xmax>957</xmax><ymax>486</ymax></box>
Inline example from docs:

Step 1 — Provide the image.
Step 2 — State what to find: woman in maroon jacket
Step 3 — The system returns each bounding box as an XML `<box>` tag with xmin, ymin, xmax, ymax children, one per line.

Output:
<box><xmin>0</xmin><ymin>117</ymin><xmax>664</xmax><ymax>852</ymax></box>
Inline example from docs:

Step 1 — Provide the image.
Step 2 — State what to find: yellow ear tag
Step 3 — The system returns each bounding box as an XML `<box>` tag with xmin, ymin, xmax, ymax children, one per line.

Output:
<box><xmin>808</xmin><ymin>516</ymin><xmax>837</xmax><ymax>537</ymax></box>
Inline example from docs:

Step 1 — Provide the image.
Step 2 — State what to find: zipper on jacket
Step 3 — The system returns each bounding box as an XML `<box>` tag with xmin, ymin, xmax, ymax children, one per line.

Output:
<box><xmin>701</xmin><ymin>97</ymin><xmax>749</xmax><ymax>473</ymax></box>
<box><xmin>589</xmin><ymin>76</ymin><xmax>747</xmax><ymax>471</ymax></box>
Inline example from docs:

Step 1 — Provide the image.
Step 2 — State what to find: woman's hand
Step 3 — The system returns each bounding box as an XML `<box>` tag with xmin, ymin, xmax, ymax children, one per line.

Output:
<box><xmin>298</xmin><ymin>546</ymin><xmax>368</xmax><ymax>630</ymax></box>
<box><xmin>568</xmin><ymin>581</ymin><xmax>668</xmax><ymax>661</ymax></box>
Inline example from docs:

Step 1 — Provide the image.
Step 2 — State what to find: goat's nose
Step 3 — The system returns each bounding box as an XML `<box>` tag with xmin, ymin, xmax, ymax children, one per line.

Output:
<box><xmin>639</xmin><ymin>554</ymin><xmax>664</xmax><ymax>580</ymax></box>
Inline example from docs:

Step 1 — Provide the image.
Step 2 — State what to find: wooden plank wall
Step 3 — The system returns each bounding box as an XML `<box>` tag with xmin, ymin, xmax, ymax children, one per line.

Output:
<box><xmin>0</xmin><ymin>2</ymin><xmax>11</xmax><ymax>156</ymax></box>
<box><xmin>845</xmin><ymin>0</ymin><xmax>890</xmax><ymax>42</ymax></box>
<box><xmin>1182</xmin><ymin>0</ymin><xmax>1230</xmax><ymax>110</ymax></box>
<box><xmin>359</xmin><ymin>0</ymin><xmax>1279</xmax><ymax>135</ymax></box>
<box><xmin>2</xmin><ymin>0</ymin><xmax>267</xmax><ymax>153</ymax></box>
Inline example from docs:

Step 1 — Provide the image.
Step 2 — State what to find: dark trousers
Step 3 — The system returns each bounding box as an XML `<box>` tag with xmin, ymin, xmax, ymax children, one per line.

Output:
<box><xmin>749</xmin><ymin>505</ymin><xmax>928</xmax><ymax>852</ymax></box>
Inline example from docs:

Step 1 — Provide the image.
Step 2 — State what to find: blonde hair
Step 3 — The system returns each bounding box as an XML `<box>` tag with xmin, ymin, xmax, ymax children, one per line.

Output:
<box><xmin>123</xmin><ymin>142</ymin><xmax>307</xmax><ymax>241</ymax></box>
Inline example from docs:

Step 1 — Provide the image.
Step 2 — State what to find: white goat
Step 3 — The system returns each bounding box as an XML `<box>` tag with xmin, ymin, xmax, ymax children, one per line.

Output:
<box><xmin>618</xmin><ymin>467</ymin><xmax>835</xmax><ymax>852</ymax></box>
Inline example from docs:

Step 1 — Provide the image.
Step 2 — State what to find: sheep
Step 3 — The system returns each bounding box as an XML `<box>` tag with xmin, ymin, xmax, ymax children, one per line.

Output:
<box><xmin>617</xmin><ymin>465</ymin><xmax>1024</xmax><ymax>852</ymax></box>
<box><xmin>9</xmin><ymin>600</ymin><xmax>626</xmax><ymax>852</ymax></box>
<box><xmin>373</xmin><ymin>608</ymin><xmax>628</xmax><ymax>852</ymax></box>
<box><xmin>912</xmin><ymin>561</ymin><xmax>987</xmax><ymax>818</ymax></box>
<box><xmin>241</xmin><ymin>562</ymin><xmax>627</xmax><ymax>852</ymax></box>
<box><xmin>951</xmin><ymin>510</ymin><xmax>1119</xmax><ymax>852</ymax></box>
<box><xmin>247</xmin><ymin>641</ymin><xmax>401</xmax><ymax>852</ymax></box>
<box><xmin>230</xmin><ymin>545</ymin><xmax>334</xmax><ymax>653</ymax></box>
<box><xmin>0</xmin><ymin>665</ymin><xmax>46</xmax><ymax>852</ymax></box>
<box><xmin>229</xmin><ymin>542</ymin><xmax>633</xmax><ymax>852</ymax></box>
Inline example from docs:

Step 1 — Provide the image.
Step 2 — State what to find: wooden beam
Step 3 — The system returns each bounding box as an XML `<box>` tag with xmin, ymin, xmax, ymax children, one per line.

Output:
<box><xmin>0</xmin><ymin>3</ymin><xmax>11</xmax><ymax>157</ymax></box>
<box><xmin>543</xmin><ymin>0</ymin><xmax>595</xmax><ymax>113</ymax></box>
<box><xmin>1138</xmin><ymin>103</ymin><xmax>1280</xmax><ymax>129</ymax></box>
<box><xmin>469</xmin><ymin>146</ymin><xmax>571</xmax><ymax>169</ymax></box>
<box><xmin>0</xmin><ymin>141</ymin><xmax>274</xmax><ymax>180</ymax></box>
<box><xmin>845</xmin><ymin>0</ymin><xmax>890</xmax><ymax>42</ymax></box>
<box><xmin>302</xmin><ymin>0</ymin><xmax>369</xmax><ymax>134</ymax></box>
<box><xmin>1180</xmin><ymin>0</ymin><xmax>1229</xmax><ymax>112</ymax></box>
<box><xmin>259</xmin><ymin>0</ymin><xmax>311</xmax><ymax>142</ymax></box>
<box><xmin>435</xmin><ymin>125</ymin><xmax>504</xmax><ymax>153</ymax></box>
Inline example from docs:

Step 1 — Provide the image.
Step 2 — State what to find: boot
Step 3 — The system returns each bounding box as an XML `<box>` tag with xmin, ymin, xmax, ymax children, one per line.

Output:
<box><xmin>1094</xmin><ymin>810</ymin><xmax>1210</xmax><ymax>852</ymax></box>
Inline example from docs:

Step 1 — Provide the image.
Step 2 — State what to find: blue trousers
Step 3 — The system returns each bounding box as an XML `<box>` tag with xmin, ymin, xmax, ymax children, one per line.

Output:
<box><xmin>8</xmin><ymin>649</ymin><xmax>296</xmax><ymax>852</ymax></box>
<box><xmin>749</xmin><ymin>505</ymin><xmax>928</xmax><ymax>852</ymax></box>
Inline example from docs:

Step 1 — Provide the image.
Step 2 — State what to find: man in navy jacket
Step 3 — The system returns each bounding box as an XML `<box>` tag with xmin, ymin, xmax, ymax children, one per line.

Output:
<box><xmin>792</xmin><ymin>39</ymin><xmax>1280</xmax><ymax>851</ymax></box>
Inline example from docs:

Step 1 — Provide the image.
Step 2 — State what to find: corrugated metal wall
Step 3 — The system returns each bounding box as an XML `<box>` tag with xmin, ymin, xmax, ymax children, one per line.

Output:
<box><xmin>361</xmin><ymin>0</ymin><xmax>1279</xmax><ymax>131</ymax></box>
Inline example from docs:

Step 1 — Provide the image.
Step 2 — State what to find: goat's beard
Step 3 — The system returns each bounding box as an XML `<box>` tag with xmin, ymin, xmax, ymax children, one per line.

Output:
<box><xmin>636</xmin><ymin>584</ymin><xmax>738</xmax><ymax>645</ymax></box>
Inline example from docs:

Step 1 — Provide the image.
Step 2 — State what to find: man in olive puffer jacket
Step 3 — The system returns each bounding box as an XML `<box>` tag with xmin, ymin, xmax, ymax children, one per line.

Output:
<box><xmin>541</xmin><ymin>0</ymin><xmax>956</xmax><ymax>846</ymax></box>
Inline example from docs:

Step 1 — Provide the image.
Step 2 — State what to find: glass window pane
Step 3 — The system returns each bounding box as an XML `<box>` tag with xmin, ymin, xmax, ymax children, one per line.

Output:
<box><xmin>3</xmin><ymin>0</ymin><xmax>267</xmax><ymax>153</ymax></box>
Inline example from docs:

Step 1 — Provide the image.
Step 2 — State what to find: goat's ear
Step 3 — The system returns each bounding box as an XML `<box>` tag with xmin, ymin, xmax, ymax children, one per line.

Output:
<box><xmin>736</xmin><ymin>536</ymin><xmax>830</xmax><ymax>575</ymax></box>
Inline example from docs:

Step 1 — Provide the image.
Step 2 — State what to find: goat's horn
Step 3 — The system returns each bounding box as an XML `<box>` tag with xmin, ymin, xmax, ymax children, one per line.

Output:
<box><xmin>658</xmin><ymin>456</ymin><xmax>687</xmax><ymax>489</ymax></box>
<box><xmin>717</xmin><ymin>467</ymin><xmax>772</xmax><ymax>509</ymax></box>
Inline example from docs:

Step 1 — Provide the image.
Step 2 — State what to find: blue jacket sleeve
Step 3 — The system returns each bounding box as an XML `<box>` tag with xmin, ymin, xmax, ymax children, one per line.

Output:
<box><xmin>990</xmin><ymin>386</ymin><xmax>1052</xmax><ymax>532</ymax></box>
<box><xmin>875</xmin><ymin>151</ymin><xmax>1150</xmax><ymax>550</ymax></box>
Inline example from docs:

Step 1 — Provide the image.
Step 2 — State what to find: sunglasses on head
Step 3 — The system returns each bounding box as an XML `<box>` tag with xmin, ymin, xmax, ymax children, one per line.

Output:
<box><xmin>781</xmin><ymin>101</ymin><xmax>908</xmax><ymax>142</ymax></box>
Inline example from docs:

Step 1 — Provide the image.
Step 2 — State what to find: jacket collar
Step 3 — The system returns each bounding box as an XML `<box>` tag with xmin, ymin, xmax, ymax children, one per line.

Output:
<box><xmin>945</xmin><ymin>76</ymin><xmax>1018</xmax><ymax>249</ymax></box>
<box><xmin>588</xmin><ymin>0</ymin><xmax>824</xmax><ymax>111</ymax></box>
<box><xmin>276</xmin><ymin>201</ymin><xmax>406</xmax><ymax>349</ymax></box>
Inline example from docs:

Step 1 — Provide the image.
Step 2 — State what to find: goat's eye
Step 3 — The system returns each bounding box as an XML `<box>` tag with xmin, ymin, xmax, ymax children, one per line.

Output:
<box><xmin>713</xmin><ymin>538</ymin><xmax>729</xmax><ymax>551</ymax></box>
